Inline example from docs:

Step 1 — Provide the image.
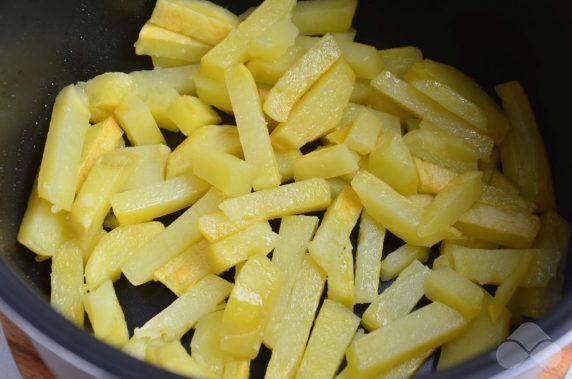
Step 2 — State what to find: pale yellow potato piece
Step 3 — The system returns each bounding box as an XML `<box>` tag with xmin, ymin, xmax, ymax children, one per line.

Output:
<box><xmin>350</xmin><ymin>79</ymin><xmax>373</xmax><ymax>105</ymax></box>
<box><xmin>415</xmin><ymin>158</ymin><xmax>457</xmax><ymax>194</ymax></box>
<box><xmin>450</xmin><ymin>245</ymin><xmax>560</xmax><ymax>287</ymax></box>
<box><xmin>425</xmin><ymin>267</ymin><xmax>484</xmax><ymax>320</ymax></box>
<box><xmin>135</xmin><ymin>23</ymin><xmax>212</xmax><ymax>63</ymax></box>
<box><xmin>83</xmin><ymin>73</ymin><xmax>133</xmax><ymax>122</ymax></box>
<box><xmin>168</xmin><ymin>95</ymin><xmax>221</xmax><ymax>136</ymax></box>
<box><xmin>264</xmin><ymin>34</ymin><xmax>342</xmax><ymax>122</ymax></box>
<box><xmin>378</xmin><ymin>46</ymin><xmax>423</xmax><ymax>76</ymax></box>
<box><xmin>130</xmin><ymin>65</ymin><xmax>198</xmax><ymax>98</ymax></box>
<box><xmin>108</xmin><ymin>144</ymin><xmax>170</xmax><ymax>191</ymax></box>
<box><xmin>404</xmin><ymin>122</ymin><xmax>478</xmax><ymax>173</ymax></box>
<box><xmin>438</xmin><ymin>294</ymin><xmax>510</xmax><ymax>370</ymax></box>
<box><xmin>344</xmin><ymin>109</ymin><xmax>383</xmax><ymax>155</ymax></box>
<box><xmin>51</xmin><ymin>240</ymin><xmax>84</xmax><ymax>326</ymax></box>
<box><xmin>69</xmin><ymin>154</ymin><xmax>133</xmax><ymax>250</ymax></box>
<box><xmin>219</xmin><ymin>178</ymin><xmax>331</xmax><ymax>221</ymax></box>
<box><xmin>380</xmin><ymin>244</ymin><xmax>429</xmax><ymax>281</ymax></box>
<box><xmin>151</xmin><ymin>56</ymin><xmax>190</xmax><ymax>68</ymax></box>
<box><xmin>297</xmin><ymin>300</ymin><xmax>360</xmax><ymax>379</ymax></box>
<box><xmin>111</xmin><ymin>173</ymin><xmax>210</xmax><ymax>225</ymax></box>
<box><xmin>37</xmin><ymin>85</ymin><xmax>90</xmax><ymax>211</ymax></box>
<box><xmin>226</xmin><ymin>64</ymin><xmax>281</xmax><ymax>190</ymax></box>
<box><xmin>144</xmin><ymin>87</ymin><xmax>180</xmax><ymax>132</ymax></box>
<box><xmin>247</xmin><ymin>44</ymin><xmax>307</xmax><ymax>85</ymax></box>
<box><xmin>455</xmin><ymin>202</ymin><xmax>540</xmax><ymax>248</ymax></box>
<box><xmin>115</xmin><ymin>94</ymin><xmax>165</xmax><ymax>146</ymax></box>
<box><xmin>371</xmin><ymin>70</ymin><xmax>493</xmax><ymax>160</ymax></box>
<box><xmin>480</xmin><ymin>184</ymin><xmax>537</xmax><ymax>213</ymax></box>
<box><xmin>362</xmin><ymin>260</ymin><xmax>430</xmax><ymax>331</ymax></box>
<box><xmin>208</xmin><ymin>222</ymin><xmax>278</xmax><ymax>274</ymax></box>
<box><xmin>497</xmin><ymin>81</ymin><xmax>556</xmax><ymax>212</ymax></box>
<box><xmin>407</xmin><ymin>193</ymin><xmax>434</xmax><ymax>210</ymax></box>
<box><xmin>150</xmin><ymin>0</ymin><xmax>239</xmax><ymax>45</ymax></box>
<box><xmin>369</xmin><ymin>129</ymin><xmax>418</xmax><ymax>196</ymax></box>
<box><xmin>489</xmin><ymin>169</ymin><xmax>520</xmax><ymax>195</ymax></box>
<box><xmin>18</xmin><ymin>182</ymin><xmax>69</xmax><ymax>257</ymax></box>
<box><xmin>368</xmin><ymin>89</ymin><xmax>414</xmax><ymax>120</ymax></box>
<box><xmin>134</xmin><ymin>275</ymin><xmax>232</xmax><ymax>341</ymax></box>
<box><xmin>270</xmin><ymin>58</ymin><xmax>355</xmax><ymax>150</ymax></box>
<box><xmin>292</xmin><ymin>0</ymin><xmax>357</xmax><ymax>36</ymax></box>
<box><xmin>373</xmin><ymin>349</ymin><xmax>434</xmax><ymax>379</ymax></box>
<box><xmin>147</xmin><ymin>340</ymin><xmax>216</xmax><ymax>379</ymax></box>
<box><xmin>404</xmin><ymin>59</ymin><xmax>510</xmax><ymax>143</ymax></box>
<box><xmin>191</xmin><ymin>148</ymin><xmax>253</xmax><ymax>197</ymax></box>
<box><xmin>265</xmin><ymin>256</ymin><xmax>326</xmax><ymax>379</ymax></box>
<box><xmin>351</xmin><ymin>171</ymin><xmax>447</xmax><ymax>247</ymax></box>
<box><xmin>221</xmin><ymin>256</ymin><xmax>281</xmax><ymax>360</ymax></box>
<box><xmin>293</xmin><ymin>144</ymin><xmax>360</xmax><ymax>181</ymax></box>
<box><xmin>85</xmin><ymin>222</ymin><xmax>164</xmax><ymax>291</ymax></box>
<box><xmin>248</xmin><ymin>15</ymin><xmax>298</xmax><ymax>60</ymax></box>
<box><xmin>264</xmin><ymin>216</ymin><xmax>319</xmax><ymax>348</ymax></box>
<box><xmin>346</xmin><ymin>302</ymin><xmax>466</xmax><ymax>378</ymax></box>
<box><xmin>121</xmin><ymin>188</ymin><xmax>227</xmax><ymax>285</ymax></box>
<box><xmin>153</xmin><ymin>239</ymin><xmax>212</xmax><ymax>296</ymax></box>
<box><xmin>354</xmin><ymin>212</ymin><xmax>386</xmax><ymax>304</ymax></box>
<box><xmin>418</xmin><ymin>171</ymin><xmax>482</xmax><ymax>238</ymax></box>
<box><xmin>77</xmin><ymin>117</ymin><xmax>124</xmax><ymax>190</ymax></box>
<box><xmin>324</xmin><ymin>124</ymin><xmax>351</xmax><ymax>145</ymax></box>
<box><xmin>331</xmin><ymin>29</ymin><xmax>356</xmax><ymax>41</ymax></box>
<box><xmin>224</xmin><ymin>359</ymin><xmax>250</xmax><ymax>379</ymax></box>
<box><xmin>193</xmin><ymin>68</ymin><xmax>233</xmax><ymax>112</ymax></box>
<box><xmin>200</xmin><ymin>0</ymin><xmax>296</xmax><ymax>78</ymax></box>
<box><xmin>308</xmin><ymin>186</ymin><xmax>362</xmax><ymax>307</ymax></box>
<box><xmin>191</xmin><ymin>311</ymin><xmax>226</xmax><ymax>378</ymax></box>
<box><xmin>167</xmin><ymin>125</ymin><xmax>242</xmax><ymax>178</ymax></box>
<box><xmin>274</xmin><ymin>149</ymin><xmax>302</xmax><ymax>183</ymax></box>
<box><xmin>297</xmin><ymin>36</ymin><xmax>383</xmax><ymax>80</ymax></box>
<box><xmin>84</xmin><ymin>280</ymin><xmax>129</xmax><ymax>348</ymax></box>
<box><xmin>339</xmin><ymin>103</ymin><xmax>402</xmax><ymax>134</ymax></box>
<box><xmin>411</xmin><ymin>80</ymin><xmax>488</xmax><ymax>132</ymax></box>
<box><xmin>513</xmin><ymin>211</ymin><xmax>572</xmax><ymax>317</ymax></box>
<box><xmin>489</xmin><ymin>252</ymin><xmax>533</xmax><ymax>321</ymax></box>
<box><xmin>199</xmin><ymin>212</ymin><xmax>258</xmax><ymax>243</ymax></box>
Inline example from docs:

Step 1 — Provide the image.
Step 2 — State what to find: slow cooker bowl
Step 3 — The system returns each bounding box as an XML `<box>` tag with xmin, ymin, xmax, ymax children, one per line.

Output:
<box><xmin>0</xmin><ymin>0</ymin><xmax>571</xmax><ymax>378</ymax></box>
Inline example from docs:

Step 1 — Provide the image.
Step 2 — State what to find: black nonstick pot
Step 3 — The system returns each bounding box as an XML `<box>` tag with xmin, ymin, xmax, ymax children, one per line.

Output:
<box><xmin>1</xmin><ymin>0</ymin><xmax>571</xmax><ymax>378</ymax></box>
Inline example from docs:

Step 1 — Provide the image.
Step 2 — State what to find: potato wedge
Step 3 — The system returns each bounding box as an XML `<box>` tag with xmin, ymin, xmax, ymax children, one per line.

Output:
<box><xmin>265</xmin><ymin>256</ymin><xmax>326</xmax><ymax>379</ymax></box>
<box><xmin>264</xmin><ymin>216</ymin><xmax>319</xmax><ymax>348</ymax></box>
<box><xmin>134</xmin><ymin>274</ymin><xmax>232</xmax><ymax>340</ymax></box>
<box><xmin>354</xmin><ymin>212</ymin><xmax>386</xmax><ymax>304</ymax></box>
<box><xmin>270</xmin><ymin>58</ymin><xmax>355</xmax><ymax>151</ymax></box>
<box><xmin>153</xmin><ymin>239</ymin><xmax>213</xmax><ymax>296</ymax></box>
<box><xmin>346</xmin><ymin>302</ymin><xmax>466</xmax><ymax>378</ymax></box>
<box><xmin>219</xmin><ymin>178</ymin><xmax>331</xmax><ymax>221</ymax></box>
<box><xmin>37</xmin><ymin>85</ymin><xmax>90</xmax><ymax>211</ymax></box>
<box><xmin>264</xmin><ymin>34</ymin><xmax>341</xmax><ymax>122</ymax></box>
<box><xmin>51</xmin><ymin>240</ymin><xmax>84</xmax><ymax>326</ymax></box>
<box><xmin>84</xmin><ymin>280</ymin><xmax>129</xmax><ymax>348</ymax></box>
<box><xmin>220</xmin><ymin>256</ymin><xmax>281</xmax><ymax>360</ymax></box>
<box><xmin>226</xmin><ymin>64</ymin><xmax>281</xmax><ymax>190</ymax></box>
<box><xmin>362</xmin><ymin>260</ymin><xmax>430</xmax><ymax>331</ymax></box>
<box><xmin>292</xmin><ymin>0</ymin><xmax>357</xmax><ymax>36</ymax></box>
<box><xmin>497</xmin><ymin>81</ymin><xmax>556</xmax><ymax>211</ymax></box>
<box><xmin>297</xmin><ymin>299</ymin><xmax>360</xmax><ymax>379</ymax></box>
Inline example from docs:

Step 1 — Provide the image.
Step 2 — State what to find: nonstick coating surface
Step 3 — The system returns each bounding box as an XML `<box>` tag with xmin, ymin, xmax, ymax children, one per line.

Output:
<box><xmin>1</xmin><ymin>0</ymin><xmax>571</xmax><ymax>378</ymax></box>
